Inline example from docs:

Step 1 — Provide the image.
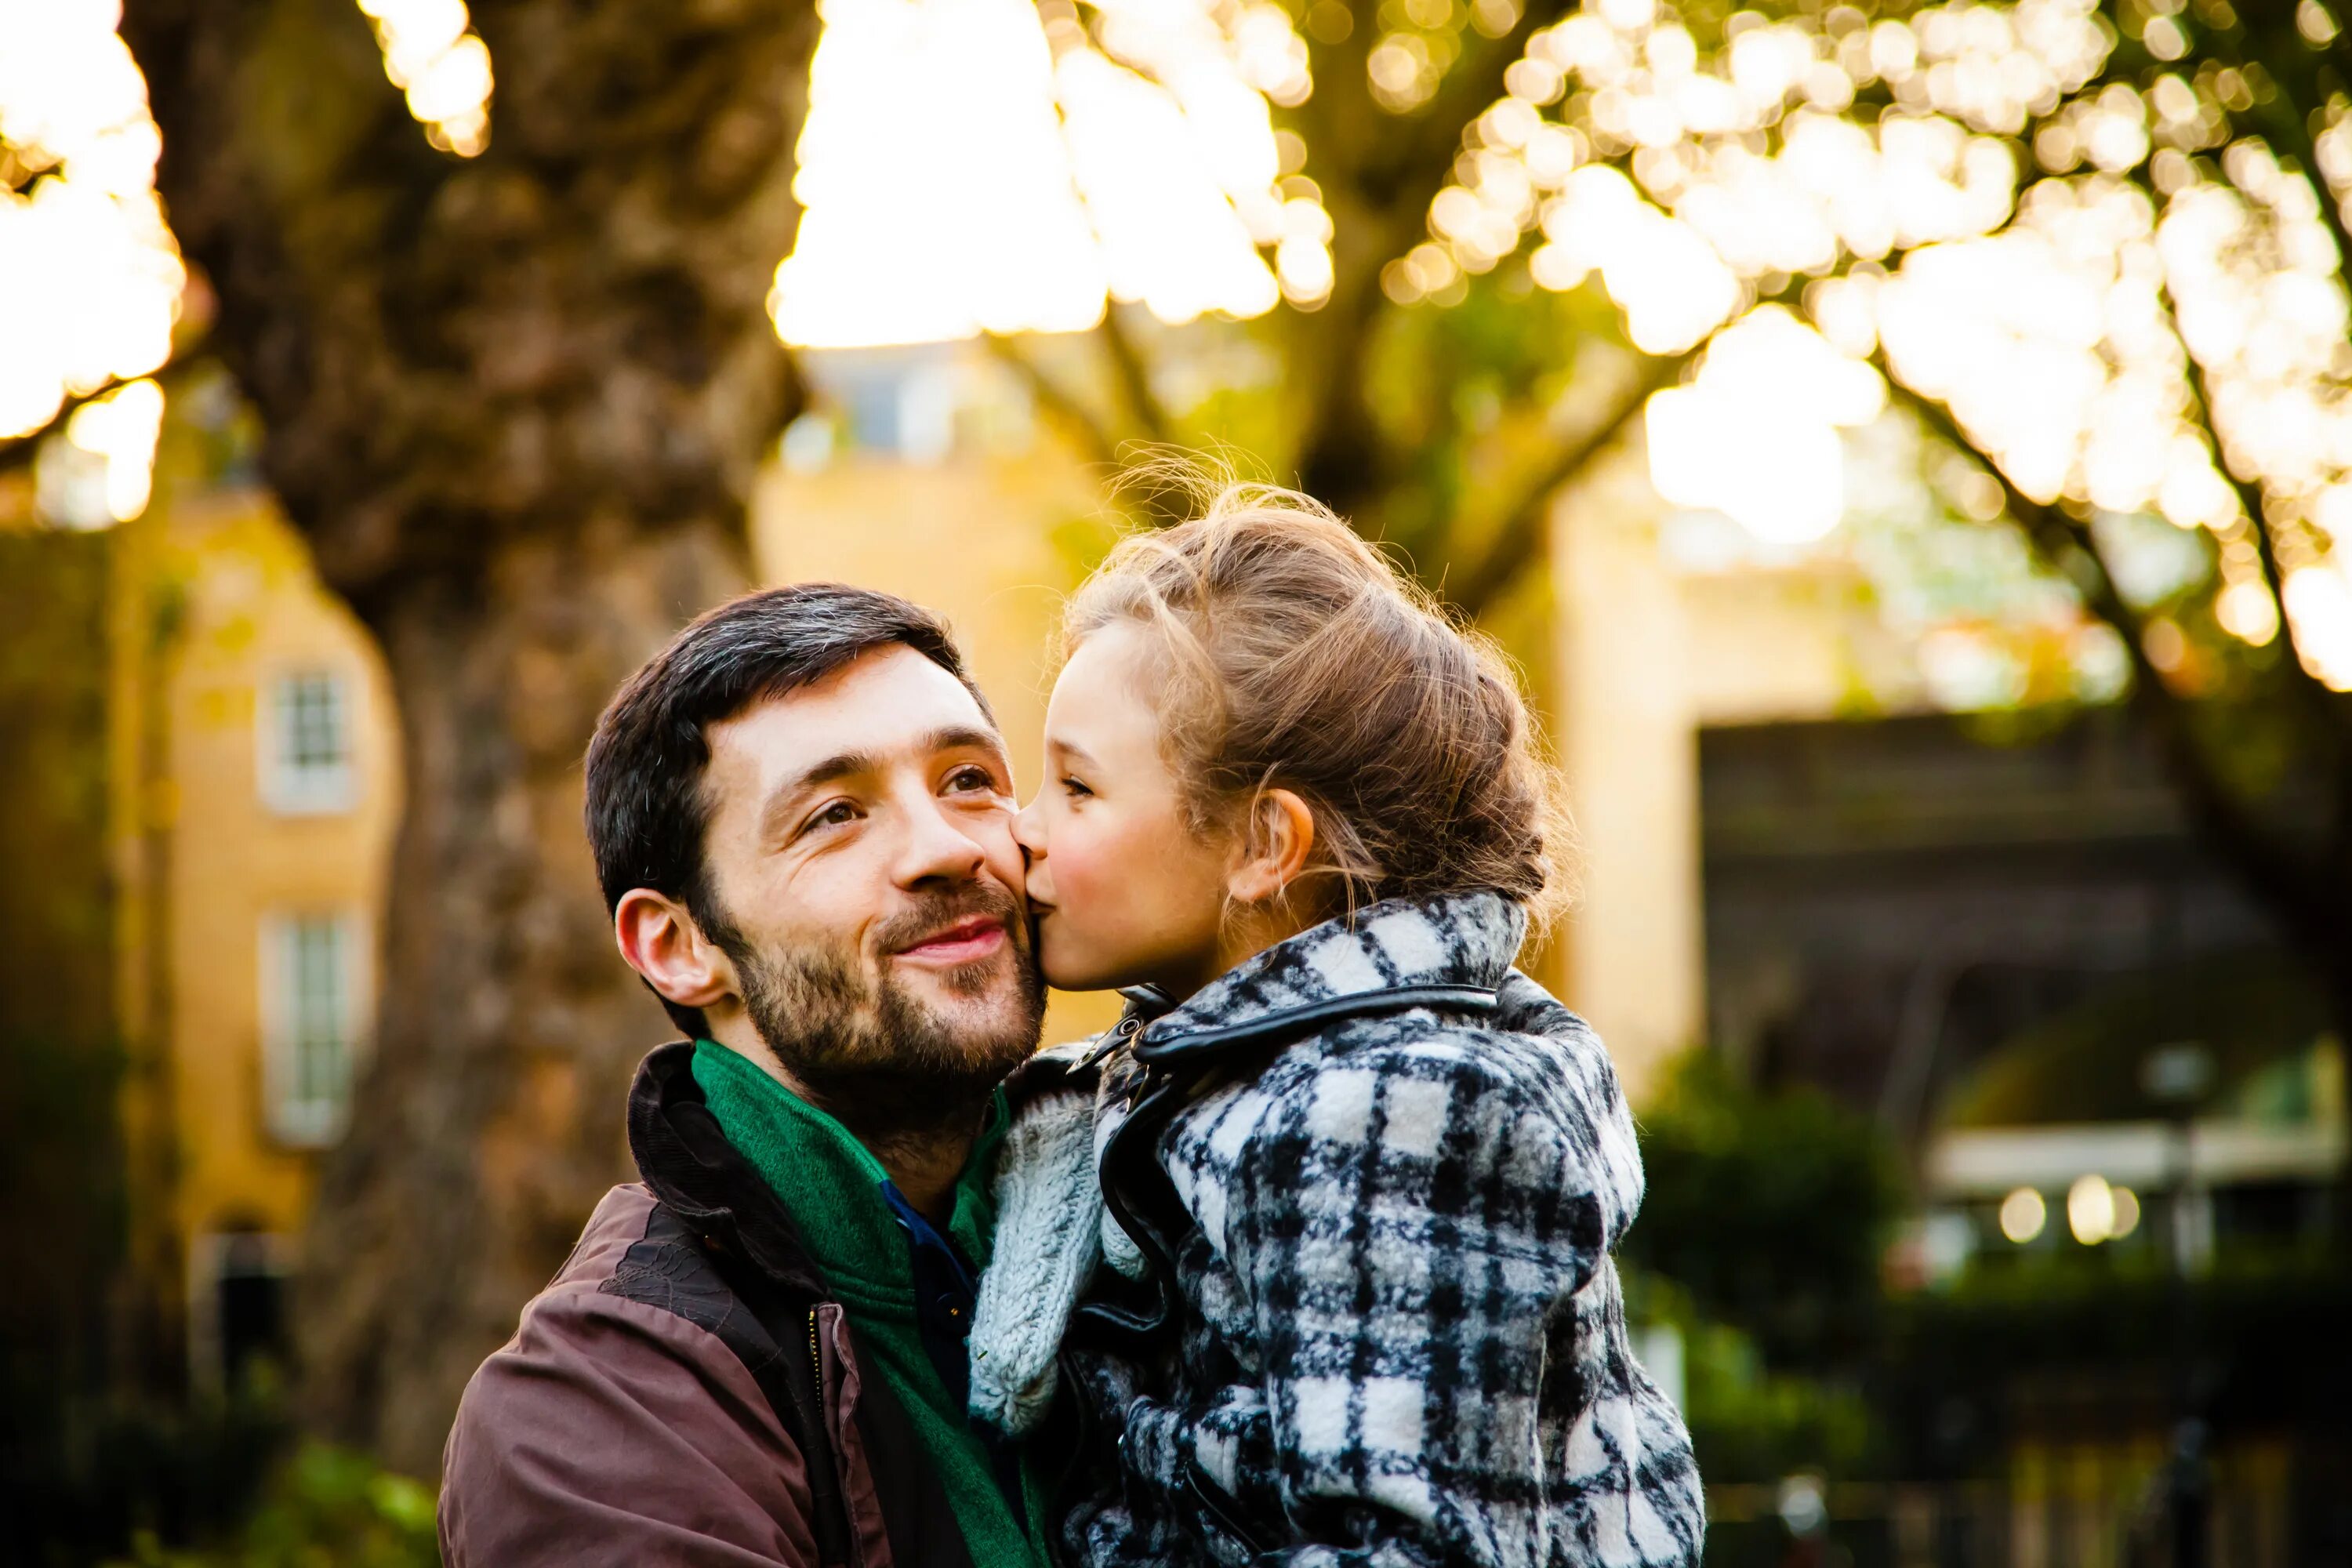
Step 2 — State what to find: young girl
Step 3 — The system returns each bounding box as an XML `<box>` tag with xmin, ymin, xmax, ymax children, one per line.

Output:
<box><xmin>968</xmin><ymin>483</ymin><xmax>1702</xmax><ymax>1568</ymax></box>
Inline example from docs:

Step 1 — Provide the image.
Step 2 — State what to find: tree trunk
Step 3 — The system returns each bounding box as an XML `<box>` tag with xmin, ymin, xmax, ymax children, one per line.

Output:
<box><xmin>305</xmin><ymin>524</ymin><xmax>745</xmax><ymax>1470</ymax></box>
<box><xmin>122</xmin><ymin>0</ymin><xmax>815</xmax><ymax>1469</ymax></box>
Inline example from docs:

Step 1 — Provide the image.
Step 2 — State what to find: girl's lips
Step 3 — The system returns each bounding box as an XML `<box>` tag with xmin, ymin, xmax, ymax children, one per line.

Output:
<box><xmin>893</xmin><ymin>916</ymin><xmax>1007</xmax><ymax>967</ymax></box>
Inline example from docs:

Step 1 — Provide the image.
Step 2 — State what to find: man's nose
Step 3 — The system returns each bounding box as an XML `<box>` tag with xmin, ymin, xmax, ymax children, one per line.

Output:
<box><xmin>892</xmin><ymin>793</ymin><xmax>989</xmax><ymax>887</ymax></box>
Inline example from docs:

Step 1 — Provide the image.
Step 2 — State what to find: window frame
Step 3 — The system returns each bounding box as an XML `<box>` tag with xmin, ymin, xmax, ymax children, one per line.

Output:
<box><xmin>256</xmin><ymin>907</ymin><xmax>371</xmax><ymax>1149</ymax></box>
<box><xmin>258</xmin><ymin>667</ymin><xmax>358</xmax><ymax>815</ymax></box>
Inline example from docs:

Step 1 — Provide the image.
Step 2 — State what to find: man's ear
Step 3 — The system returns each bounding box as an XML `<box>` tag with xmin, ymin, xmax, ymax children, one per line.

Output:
<box><xmin>1225</xmin><ymin>787</ymin><xmax>1318</xmax><ymax>906</ymax></box>
<box><xmin>615</xmin><ymin>888</ymin><xmax>737</xmax><ymax>1015</ymax></box>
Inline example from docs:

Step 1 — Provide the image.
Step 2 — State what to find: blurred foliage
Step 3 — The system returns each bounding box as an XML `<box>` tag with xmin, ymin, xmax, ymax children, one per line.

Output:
<box><xmin>20</xmin><ymin>1381</ymin><xmax>289</xmax><ymax>1568</ymax></box>
<box><xmin>103</xmin><ymin>1443</ymin><xmax>437</xmax><ymax>1568</ymax></box>
<box><xmin>1628</xmin><ymin>1271</ymin><xmax>1879</xmax><ymax>1486</ymax></box>
<box><xmin>1624</xmin><ymin>1050</ymin><xmax>1907</xmax><ymax>1368</ymax></box>
<box><xmin>1346</xmin><ymin>267</ymin><xmax>1628</xmax><ymax>572</ymax></box>
<box><xmin>0</xmin><ymin>524</ymin><xmax>140</xmax><ymax>1566</ymax></box>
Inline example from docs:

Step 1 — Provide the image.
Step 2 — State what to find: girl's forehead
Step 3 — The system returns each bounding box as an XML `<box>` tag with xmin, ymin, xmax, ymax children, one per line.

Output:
<box><xmin>1049</xmin><ymin>626</ymin><xmax>1173</xmax><ymax>765</ymax></box>
<box><xmin>1054</xmin><ymin>624</ymin><xmax>1158</xmax><ymax>708</ymax></box>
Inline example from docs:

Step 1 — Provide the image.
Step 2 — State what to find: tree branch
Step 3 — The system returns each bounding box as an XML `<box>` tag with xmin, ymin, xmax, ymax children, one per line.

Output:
<box><xmin>0</xmin><ymin>343</ymin><xmax>212</xmax><ymax>479</ymax></box>
<box><xmin>0</xmin><ymin>376</ymin><xmax>147</xmax><ymax>474</ymax></box>
<box><xmin>2171</xmin><ymin>310</ymin><xmax>2352</xmax><ymax>756</ymax></box>
<box><xmin>1097</xmin><ymin>303</ymin><xmax>1173</xmax><ymax>445</ymax></box>
<box><xmin>1292</xmin><ymin>0</ymin><xmax>1575</xmax><ymax>520</ymax></box>
<box><xmin>1446</xmin><ymin>347</ymin><xmax>1691</xmax><ymax>618</ymax></box>
<box><xmin>983</xmin><ymin>331</ymin><xmax>1124</xmax><ymax>470</ymax></box>
<box><xmin>1374</xmin><ymin>0</ymin><xmax>1577</xmax><ymax>202</ymax></box>
<box><xmin>1894</xmin><ymin>381</ymin><xmax>2343</xmax><ymax>942</ymax></box>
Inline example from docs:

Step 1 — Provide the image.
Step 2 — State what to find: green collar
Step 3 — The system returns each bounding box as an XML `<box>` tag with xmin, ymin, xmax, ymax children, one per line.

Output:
<box><xmin>689</xmin><ymin>1039</ymin><xmax>1007</xmax><ymax>1302</ymax></box>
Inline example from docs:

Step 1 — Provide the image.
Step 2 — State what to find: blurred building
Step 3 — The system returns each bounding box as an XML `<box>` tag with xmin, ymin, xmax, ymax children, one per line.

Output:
<box><xmin>2</xmin><ymin>423</ymin><xmax>402</xmax><ymax>1392</ymax></box>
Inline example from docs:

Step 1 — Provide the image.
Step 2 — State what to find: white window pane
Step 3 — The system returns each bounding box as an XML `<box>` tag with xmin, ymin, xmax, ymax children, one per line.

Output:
<box><xmin>262</xmin><ymin>670</ymin><xmax>355</xmax><ymax>815</ymax></box>
<box><xmin>262</xmin><ymin>911</ymin><xmax>365</xmax><ymax>1146</ymax></box>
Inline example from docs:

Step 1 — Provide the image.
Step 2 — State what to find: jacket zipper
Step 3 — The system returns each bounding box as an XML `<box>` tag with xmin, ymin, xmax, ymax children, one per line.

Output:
<box><xmin>807</xmin><ymin>1306</ymin><xmax>826</xmax><ymax>1414</ymax></box>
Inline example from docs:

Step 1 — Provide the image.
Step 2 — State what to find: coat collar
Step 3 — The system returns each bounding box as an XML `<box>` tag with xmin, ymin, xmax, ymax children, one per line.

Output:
<box><xmin>1120</xmin><ymin>890</ymin><xmax>1526</xmax><ymax>1065</ymax></box>
<box><xmin>626</xmin><ymin>1039</ymin><xmax>831</xmax><ymax>1298</ymax></box>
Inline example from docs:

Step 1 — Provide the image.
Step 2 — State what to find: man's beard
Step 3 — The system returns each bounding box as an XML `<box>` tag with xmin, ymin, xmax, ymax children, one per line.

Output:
<box><xmin>710</xmin><ymin>884</ymin><xmax>1045</xmax><ymax>1142</ymax></box>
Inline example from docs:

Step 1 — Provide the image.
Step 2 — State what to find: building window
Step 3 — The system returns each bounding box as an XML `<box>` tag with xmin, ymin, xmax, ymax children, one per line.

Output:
<box><xmin>260</xmin><ymin>910</ymin><xmax>368</xmax><ymax>1146</ymax></box>
<box><xmin>261</xmin><ymin>670</ymin><xmax>354</xmax><ymax>814</ymax></box>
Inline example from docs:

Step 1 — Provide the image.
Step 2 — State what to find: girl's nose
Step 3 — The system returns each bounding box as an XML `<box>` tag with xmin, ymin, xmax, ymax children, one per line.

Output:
<box><xmin>1012</xmin><ymin>795</ymin><xmax>1047</xmax><ymax>858</ymax></box>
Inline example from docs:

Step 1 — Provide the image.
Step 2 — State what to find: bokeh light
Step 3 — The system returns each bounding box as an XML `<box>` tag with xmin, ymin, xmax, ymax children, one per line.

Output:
<box><xmin>2066</xmin><ymin>1171</ymin><xmax>2116</xmax><ymax>1244</ymax></box>
<box><xmin>770</xmin><ymin>0</ymin><xmax>1323</xmax><ymax>347</ymax></box>
<box><xmin>1999</xmin><ymin>1185</ymin><xmax>2048</xmax><ymax>1243</ymax></box>
<box><xmin>1646</xmin><ymin>304</ymin><xmax>1883</xmax><ymax>543</ymax></box>
<box><xmin>357</xmin><ymin>0</ymin><xmax>492</xmax><ymax>158</ymax></box>
<box><xmin>2110</xmin><ymin>1183</ymin><xmax>2141</xmax><ymax>1240</ymax></box>
<box><xmin>0</xmin><ymin>0</ymin><xmax>183</xmax><ymax>452</ymax></box>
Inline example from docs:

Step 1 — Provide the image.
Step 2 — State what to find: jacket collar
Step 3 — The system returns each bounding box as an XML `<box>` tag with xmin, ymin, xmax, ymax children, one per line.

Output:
<box><xmin>1122</xmin><ymin>891</ymin><xmax>1525</xmax><ymax>1066</ymax></box>
<box><xmin>626</xmin><ymin>1040</ymin><xmax>830</xmax><ymax>1298</ymax></box>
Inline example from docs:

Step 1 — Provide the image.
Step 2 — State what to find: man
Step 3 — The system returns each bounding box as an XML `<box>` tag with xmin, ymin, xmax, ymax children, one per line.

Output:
<box><xmin>439</xmin><ymin>585</ymin><xmax>1055</xmax><ymax>1567</ymax></box>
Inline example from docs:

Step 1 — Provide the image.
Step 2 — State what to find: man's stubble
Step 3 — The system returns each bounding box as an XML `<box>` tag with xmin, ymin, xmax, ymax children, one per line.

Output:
<box><xmin>713</xmin><ymin>884</ymin><xmax>1046</xmax><ymax>1144</ymax></box>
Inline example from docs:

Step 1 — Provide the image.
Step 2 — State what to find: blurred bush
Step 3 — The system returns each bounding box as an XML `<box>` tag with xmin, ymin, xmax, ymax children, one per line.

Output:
<box><xmin>103</xmin><ymin>1443</ymin><xmax>437</xmax><ymax>1568</ymax></box>
<box><xmin>20</xmin><ymin>1381</ymin><xmax>287</xmax><ymax>1567</ymax></box>
<box><xmin>1617</xmin><ymin>1054</ymin><xmax>1906</xmax><ymax>1494</ymax></box>
<box><xmin>1624</xmin><ymin>1051</ymin><xmax>1907</xmax><ymax>1370</ymax></box>
<box><xmin>1627</xmin><ymin>1269</ymin><xmax>1879</xmax><ymax>1486</ymax></box>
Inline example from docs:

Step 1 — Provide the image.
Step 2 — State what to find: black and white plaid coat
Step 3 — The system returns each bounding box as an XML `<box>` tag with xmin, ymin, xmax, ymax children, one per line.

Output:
<box><xmin>1032</xmin><ymin>891</ymin><xmax>1703</xmax><ymax>1568</ymax></box>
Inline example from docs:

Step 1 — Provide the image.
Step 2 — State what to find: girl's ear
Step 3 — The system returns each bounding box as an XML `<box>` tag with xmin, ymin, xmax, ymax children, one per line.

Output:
<box><xmin>1226</xmin><ymin>787</ymin><xmax>1317</xmax><ymax>906</ymax></box>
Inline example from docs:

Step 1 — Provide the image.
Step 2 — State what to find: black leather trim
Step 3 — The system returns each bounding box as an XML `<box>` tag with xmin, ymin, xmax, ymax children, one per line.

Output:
<box><xmin>1181</xmin><ymin>1461</ymin><xmax>1276</xmax><ymax>1559</ymax></box>
<box><xmin>1132</xmin><ymin>984</ymin><xmax>1499</xmax><ymax>1067</ymax></box>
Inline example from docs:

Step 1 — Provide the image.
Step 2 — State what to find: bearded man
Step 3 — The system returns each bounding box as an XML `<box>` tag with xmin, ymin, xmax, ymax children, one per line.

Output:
<box><xmin>439</xmin><ymin>585</ymin><xmax>1053</xmax><ymax>1568</ymax></box>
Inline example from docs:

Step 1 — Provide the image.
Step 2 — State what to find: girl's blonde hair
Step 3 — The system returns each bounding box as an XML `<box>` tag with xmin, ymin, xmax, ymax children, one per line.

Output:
<box><xmin>1063</xmin><ymin>475</ymin><xmax>1576</xmax><ymax>929</ymax></box>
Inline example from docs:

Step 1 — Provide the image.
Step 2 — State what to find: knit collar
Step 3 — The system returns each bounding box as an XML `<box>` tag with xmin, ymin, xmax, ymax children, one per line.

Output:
<box><xmin>1135</xmin><ymin>889</ymin><xmax>1526</xmax><ymax>1047</ymax></box>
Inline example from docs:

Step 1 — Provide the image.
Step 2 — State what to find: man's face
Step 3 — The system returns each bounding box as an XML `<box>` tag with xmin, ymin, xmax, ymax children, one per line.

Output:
<box><xmin>695</xmin><ymin>644</ymin><xmax>1043</xmax><ymax>1131</ymax></box>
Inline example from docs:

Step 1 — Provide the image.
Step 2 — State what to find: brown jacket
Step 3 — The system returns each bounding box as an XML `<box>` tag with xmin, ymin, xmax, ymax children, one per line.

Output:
<box><xmin>438</xmin><ymin>1042</ymin><xmax>982</xmax><ymax>1568</ymax></box>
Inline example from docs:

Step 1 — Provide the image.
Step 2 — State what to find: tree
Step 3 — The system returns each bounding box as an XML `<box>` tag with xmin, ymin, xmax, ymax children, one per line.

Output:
<box><xmin>1563</xmin><ymin>0</ymin><xmax>2352</xmax><ymax>1031</ymax></box>
<box><xmin>114</xmin><ymin>0</ymin><xmax>815</xmax><ymax>1472</ymax></box>
<box><xmin>1011</xmin><ymin>0</ymin><xmax>2352</xmax><ymax>1029</ymax></box>
<box><xmin>982</xmin><ymin>0</ymin><xmax>1686</xmax><ymax>618</ymax></box>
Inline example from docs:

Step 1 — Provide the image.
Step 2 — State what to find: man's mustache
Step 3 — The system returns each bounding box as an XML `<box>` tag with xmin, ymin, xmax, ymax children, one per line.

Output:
<box><xmin>872</xmin><ymin>882</ymin><xmax>1028</xmax><ymax>959</ymax></box>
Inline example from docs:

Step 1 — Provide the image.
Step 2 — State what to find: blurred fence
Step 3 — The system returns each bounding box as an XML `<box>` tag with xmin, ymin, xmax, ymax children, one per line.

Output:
<box><xmin>1703</xmin><ymin>1436</ymin><xmax>2309</xmax><ymax>1568</ymax></box>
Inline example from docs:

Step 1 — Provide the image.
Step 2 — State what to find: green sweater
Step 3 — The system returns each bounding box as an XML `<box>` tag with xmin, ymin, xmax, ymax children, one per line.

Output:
<box><xmin>691</xmin><ymin>1040</ymin><xmax>1047</xmax><ymax>1568</ymax></box>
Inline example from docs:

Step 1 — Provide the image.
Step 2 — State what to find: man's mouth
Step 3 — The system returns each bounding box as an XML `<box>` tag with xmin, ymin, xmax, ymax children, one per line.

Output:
<box><xmin>892</xmin><ymin>915</ymin><xmax>1007</xmax><ymax>967</ymax></box>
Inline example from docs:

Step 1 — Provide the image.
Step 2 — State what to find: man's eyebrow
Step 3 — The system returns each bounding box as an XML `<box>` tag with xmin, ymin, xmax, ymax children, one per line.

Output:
<box><xmin>929</xmin><ymin>724</ymin><xmax>1008</xmax><ymax>762</ymax></box>
<box><xmin>758</xmin><ymin>748</ymin><xmax>879</xmax><ymax>837</ymax></box>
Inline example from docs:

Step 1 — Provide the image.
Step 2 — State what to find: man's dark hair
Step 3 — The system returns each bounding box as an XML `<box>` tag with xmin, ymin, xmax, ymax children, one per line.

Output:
<box><xmin>585</xmin><ymin>583</ymin><xmax>993</xmax><ymax>1037</ymax></box>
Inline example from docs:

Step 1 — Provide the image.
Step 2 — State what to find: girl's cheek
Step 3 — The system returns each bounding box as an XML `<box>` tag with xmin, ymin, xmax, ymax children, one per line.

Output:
<box><xmin>1057</xmin><ymin>819</ymin><xmax>1104</xmax><ymax>910</ymax></box>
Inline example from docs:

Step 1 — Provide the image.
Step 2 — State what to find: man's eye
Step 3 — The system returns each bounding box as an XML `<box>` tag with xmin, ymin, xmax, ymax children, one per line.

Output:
<box><xmin>805</xmin><ymin>801</ymin><xmax>859</xmax><ymax>834</ymax></box>
<box><xmin>946</xmin><ymin>765</ymin><xmax>999</xmax><ymax>794</ymax></box>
